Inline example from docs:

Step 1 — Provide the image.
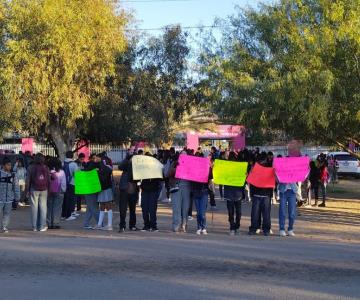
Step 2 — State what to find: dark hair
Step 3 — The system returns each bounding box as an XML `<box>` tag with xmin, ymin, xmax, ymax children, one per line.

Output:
<box><xmin>48</xmin><ymin>157</ymin><xmax>62</xmax><ymax>172</ymax></box>
<box><xmin>137</xmin><ymin>149</ymin><xmax>144</xmax><ymax>155</ymax></box>
<box><xmin>2</xmin><ymin>157</ymin><xmax>11</xmax><ymax>166</ymax></box>
<box><xmin>34</xmin><ymin>153</ymin><xmax>45</xmax><ymax>165</ymax></box>
<box><xmin>66</xmin><ymin>151</ymin><xmax>74</xmax><ymax>159</ymax></box>
<box><xmin>78</xmin><ymin>153</ymin><xmax>86</xmax><ymax>159</ymax></box>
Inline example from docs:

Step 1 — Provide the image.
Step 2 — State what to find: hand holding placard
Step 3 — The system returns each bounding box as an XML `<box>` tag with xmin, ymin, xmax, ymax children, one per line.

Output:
<box><xmin>273</xmin><ymin>157</ymin><xmax>310</xmax><ymax>183</ymax></box>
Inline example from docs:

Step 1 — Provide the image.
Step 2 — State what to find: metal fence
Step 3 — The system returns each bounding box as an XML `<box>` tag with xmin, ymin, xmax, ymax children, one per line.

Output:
<box><xmin>0</xmin><ymin>143</ymin><xmax>359</xmax><ymax>164</ymax></box>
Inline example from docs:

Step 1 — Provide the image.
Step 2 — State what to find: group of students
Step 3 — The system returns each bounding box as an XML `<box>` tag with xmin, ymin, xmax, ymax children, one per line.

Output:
<box><xmin>0</xmin><ymin>146</ymin><xmax>329</xmax><ymax>237</ymax></box>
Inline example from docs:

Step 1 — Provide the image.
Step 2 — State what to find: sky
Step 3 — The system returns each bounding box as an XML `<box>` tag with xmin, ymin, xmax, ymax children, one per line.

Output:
<box><xmin>120</xmin><ymin>0</ymin><xmax>271</xmax><ymax>33</ymax></box>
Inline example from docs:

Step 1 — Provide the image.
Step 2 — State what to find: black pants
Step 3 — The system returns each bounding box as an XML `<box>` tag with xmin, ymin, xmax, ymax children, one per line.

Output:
<box><xmin>219</xmin><ymin>185</ymin><xmax>223</xmax><ymax>198</ymax></box>
<box><xmin>249</xmin><ymin>196</ymin><xmax>271</xmax><ymax>234</ymax></box>
<box><xmin>208</xmin><ymin>188</ymin><xmax>216</xmax><ymax>207</ymax></box>
<box><xmin>62</xmin><ymin>184</ymin><xmax>75</xmax><ymax>219</ymax></box>
<box><xmin>76</xmin><ymin>196</ymin><xmax>82</xmax><ymax>211</ymax></box>
<box><xmin>227</xmin><ymin>200</ymin><xmax>241</xmax><ymax>230</ymax></box>
<box><xmin>119</xmin><ymin>190</ymin><xmax>137</xmax><ymax>229</ymax></box>
<box><xmin>141</xmin><ymin>191</ymin><xmax>159</xmax><ymax>229</ymax></box>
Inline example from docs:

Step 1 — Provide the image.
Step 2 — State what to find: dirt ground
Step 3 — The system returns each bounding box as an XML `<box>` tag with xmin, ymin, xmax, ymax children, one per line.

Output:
<box><xmin>0</xmin><ymin>196</ymin><xmax>359</xmax><ymax>300</ymax></box>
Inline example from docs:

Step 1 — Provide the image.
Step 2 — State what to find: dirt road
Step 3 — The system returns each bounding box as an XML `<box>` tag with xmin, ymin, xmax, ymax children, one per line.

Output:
<box><xmin>0</xmin><ymin>200</ymin><xmax>359</xmax><ymax>300</ymax></box>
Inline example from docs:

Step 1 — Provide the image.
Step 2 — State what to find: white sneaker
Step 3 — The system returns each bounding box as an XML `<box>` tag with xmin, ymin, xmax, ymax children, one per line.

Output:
<box><xmin>18</xmin><ymin>202</ymin><xmax>25</xmax><ymax>207</ymax></box>
<box><xmin>288</xmin><ymin>230</ymin><xmax>296</xmax><ymax>237</ymax></box>
<box><xmin>196</xmin><ymin>229</ymin><xmax>202</xmax><ymax>235</ymax></box>
<box><xmin>279</xmin><ymin>230</ymin><xmax>287</xmax><ymax>237</ymax></box>
<box><xmin>66</xmin><ymin>216</ymin><xmax>76</xmax><ymax>221</ymax></box>
<box><xmin>3</xmin><ymin>228</ymin><xmax>9</xmax><ymax>233</ymax></box>
<box><xmin>201</xmin><ymin>229</ymin><xmax>208</xmax><ymax>235</ymax></box>
<box><xmin>270</xmin><ymin>229</ymin><xmax>274</xmax><ymax>235</ymax></box>
<box><xmin>256</xmin><ymin>229</ymin><xmax>261</xmax><ymax>234</ymax></box>
<box><xmin>71</xmin><ymin>212</ymin><xmax>80</xmax><ymax>217</ymax></box>
<box><xmin>40</xmin><ymin>227</ymin><xmax>48</xmax><ymax>232</ymax></box>
<box><xmin>188</xmin><ymin>216</ymin><xmax>193</xmax><ymax>221</ymax></box>
<box><xmin>33</xmin><ymin>228</ymin><xmax>38</xmax><ymax>232</ymax></box>
<box><xmin>229</xmin><ymin>230</ymin><xmax>235</xmax><ymax>236</ymax></box>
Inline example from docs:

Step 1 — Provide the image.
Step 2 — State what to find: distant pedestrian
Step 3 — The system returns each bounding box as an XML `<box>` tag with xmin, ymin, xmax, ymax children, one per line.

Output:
<box><xmin>0</xmin><ymin>157</ymin><xmax>20</xmax><ymax>233</ymax></box>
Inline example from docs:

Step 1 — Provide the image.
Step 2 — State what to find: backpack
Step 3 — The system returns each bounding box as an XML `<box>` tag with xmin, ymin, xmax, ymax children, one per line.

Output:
<box><xmin>50</xmin><ymin>172</ymin><xmax>61</xmax><ymax>193</ymax></box>
<box><xmin>63</xmin><ymin>161</ymin><xmax>72</xmax><ymax>185</ymax></box>
<box><xmin>31</xmin><ymin>164</ymin><xmax>49</xmax><ymax>191</ymax></box>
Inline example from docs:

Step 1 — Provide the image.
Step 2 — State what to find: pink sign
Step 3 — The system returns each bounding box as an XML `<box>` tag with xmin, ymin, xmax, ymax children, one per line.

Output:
<box><xmin>186</xmin><ymin>133</ymin><xmax>199</xmax><ymax>151</ymax></box>
<box><xmin>21</xmin><ymin>138</ymin><xmax>34</xmax><ymax>154</ymax></box>
<box><xmin>273</xmin><ymin>157</ymin><xmax>310</xmax><ymax>183</ymax></box>
<box><xmin>175</xmin><ymin>154</ymin><xmax>210</xmax><ymax>183</ymax></box>
<box><xmin>77</xmin><ymin>140</ymin><xmax>90</xmax><ymax>162</ymax></box>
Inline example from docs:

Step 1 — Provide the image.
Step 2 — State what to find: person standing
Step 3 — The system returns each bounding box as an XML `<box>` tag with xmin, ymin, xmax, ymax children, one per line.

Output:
<box><xmin>26</xmin><ymin>153</ymin><xmax>50</xmax><ymax>232</ymax></box>
<box><xmin>83</xmin><ymin>154</ymin><xmax>100</xmax><ymax>229</ymax></box>
<box><xmin>140</xmin><ymin>154</ymin><xmax>162</xmax><ymax>232</ymax></box>
<box><xmin>14</xmin><ymin>158</ymin><xmax>27</xmax><ymax>207</ymax></box>
<box><xmin>95</xmin><ymin>158</ymin><xmax>114</xmax><ymax>231</ymax></box>
<box><xmin>192</xmin><ymin>152</ymin><xmax>210</xmax><ymax>235</ymax></box>
<box><xmin>47</xmin><ymin>158</ymin><xmax>67</xmax><ymax>229</ymax></box>
<box><xmin>75</xmin><ymin>153</ymin><xmax>86</xmax><ymax>212</ymax></box>
<box><xmin>0</xmin><ymin>157</ymin><xmax>20</xmax><ymax>233</ymax></box>
<box><xmin>118</xmin><ymin>154</ymin><xmax>138</xmax><ymax>232</ymax></box>
<box><xmin>308</xmin><ymin>161</ymin><xmax>320</xmax><ymax>206</ymax></box>
<box><xmin>278</xmin><ymin>182</ymin><xmax>298</xmax><ymax>237</ymax></box>
<box><xmin>224</xmin><ymin>152</ymin><xmax>244</xmax><ymax>236</ymax></box>
<box><xmin>62</xmin><ymin>151</ymin><xmax>79</xmax><ymax>221</ymax></box>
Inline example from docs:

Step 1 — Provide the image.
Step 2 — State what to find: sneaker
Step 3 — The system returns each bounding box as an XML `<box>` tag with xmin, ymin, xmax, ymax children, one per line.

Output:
<box><xmin>188</xmin><ymin>216</ymin><xmax>193</xmax><ymax>221</ymax></box>
<box><xmin>151</xmin><ymin>227</ymin><xmax>159</xmax><ymax>232</ymax></box>
<box><xmin>18</xmin><ymin>202</ymin><xmax>25</xmax><ymax>207</ymax></box>
<box><xmin>3</xmin><ymin>228</ymin><xmax>9</xmax><ymax>233</ymax></box>
<box><xmin>66</xmin><ymin>216</ymin><xmax>76</xmax><ymax>221</ymax></box>
<box><xmin>288</xmin><ymin>230</ymin><xmax>296</xmax><ymax>237</ymax></box>
<box><xmin>40</xmin><ymin>227</ymin><xmax>48</xmax><ymax>232</ymax></box>
<box><xmin>196</xmin><ymin>229</ymin><xmax>202</xmax><ymax>235</ymax></box>
<box><xmin>318</xmin><ymin>202</ymin><xmax>326</xmax><ymax>207</ymax></box>
<box><xmin>33</xmin><ymin>228</ymin><xmax>38</xmax><ymax>232</ymax></box>
<box><xmin>270</xmin><ymin>229</ymin><xmax>274</xmax><ymax>235</ymax></box>
<box><xmin>256</xmin><ymin>229</ymin><xmax>261</xmax><ymax>234</ymax></box>
<box><xmin>71</xmin><ymin>212</ymin><xmax>80</xmax><ymax>217</ymax></box>
<box><xmin>129</xmin><ymin>227</ymin><xmax>138</xmax><ymax>231</ymax></box>
<box><xmin>119</xmin><ymin>227</ymin><xmax>126</xmax><ymax>233</ymax></box>
<box><xmin>201</xmin><ymin>229</ymin><xmax>208</xmax><ymax>235</ymax></box>
<box><xmin>181</xmin><ymin>225</ymin><xmax>187</xmax><ymax>233</ymax></box>
<box><xmin>84</xmin><ymin>226</ymin><xmax>94</xmax><ymax>230</ymax></box>
<box><xmin>95</xmin><ymin>225</ymin><xmax>103</xmax><ymax>230</ymax></box>
<box><xmin>279</xmin><ymin>230</ymin><xmax>287</xmax><ymax>237</ymax></box>
<box><xmin>229</xmin><ymin>230</ymin><xmax>235</xmax><ymax>236</ymax></box>
<box><xmin>235</xmin><ymin>230</ymin><xmax>240</xmax><ymax>236</ymax></box>
<box><xmin>101</xmin><ymin>225</ymin><xmax>113</xmax><ymax>231</ymax></box>
<box><xmin>141</xmin><ymin>227</ymin><xmax>150</xmax><ymax>232</ymax></box>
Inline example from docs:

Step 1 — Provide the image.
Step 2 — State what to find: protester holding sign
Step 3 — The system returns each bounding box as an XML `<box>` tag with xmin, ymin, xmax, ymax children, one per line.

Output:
<box><xmin>82</xmin><ymin>154</ymin><xmax>101</xmax><ymax>229</ymax></box>
<box><xmin>192</xmin><ymin>152</ymin><xmax>212</xmax><ymax>235</ymax></box>
<box><xmin>213</xmin><ymin>159</ymin><xmax>248</xmax><ymax>187</ymax></box>
<box><xmin>247</xmin><ymin>155</ymin><xmax>275</xmax><ymax>236</ymax></box>
<box><xmin>223</xmin><ymin>152</ymin><xmax>244</xmax><ymax>236</ymax></box>
<box><xmin>140</xmin><ymin>153</ymin><xmax>163</xmax><ymax>232</ymax></box>
<box><xmin>132</xmin><ymin>154</ymin><xmax>163</xmax><ymax>181</ymax></box>
<box><xmin>273</xmin><ymin>157</ymin><xmax>309</xmax><ymax>237</ymax></box>
<box><xmin>166</xmin><ymin>151</ymin><xmax>192</xmax><ymax>233</ymax></box>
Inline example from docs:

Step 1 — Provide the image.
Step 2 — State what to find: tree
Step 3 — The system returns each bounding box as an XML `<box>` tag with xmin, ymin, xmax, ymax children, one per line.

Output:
<box><xmin>0</xmin><ymin>0</ymin><xmax>127</xmax><ymax>158</ymax></box>
<box><xmin>87</xmin><ymin>26</ymin><xmax>201</xmax><ymax>146</ymax></box>
<box><xmin>201</xmin><ymin>0</ymin><xmax>360</xmax><ymax>154</ymax></box>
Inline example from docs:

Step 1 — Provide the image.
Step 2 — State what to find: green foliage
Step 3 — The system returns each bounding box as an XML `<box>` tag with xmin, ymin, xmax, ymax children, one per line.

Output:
<box><xmin>201</xmin><ymin>0</ymin><xmax>360</xmax><ymax>147</ymax></box>
<box><xmin>0</xmin><ymin>0</ymin><xmax>127</xmax><ymax>149</ymax></box>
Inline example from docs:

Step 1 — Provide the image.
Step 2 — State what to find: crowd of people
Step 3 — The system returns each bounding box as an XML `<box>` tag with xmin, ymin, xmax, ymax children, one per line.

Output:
<box><xmin>0</xmin><ymin>146</ymin><xmax>333</xmax><ymax>237</ymax></box>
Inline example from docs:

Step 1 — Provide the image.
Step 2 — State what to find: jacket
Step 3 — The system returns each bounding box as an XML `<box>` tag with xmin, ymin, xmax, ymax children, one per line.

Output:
<box><xmin>0</xmin><ymin>170</ymin><xmax>21</xmax><ymax>203</ymax></box>
<box><xmin>278</xmin><ymin>183</ymin><xmax>298</xmax><ymax>194</ymax></box>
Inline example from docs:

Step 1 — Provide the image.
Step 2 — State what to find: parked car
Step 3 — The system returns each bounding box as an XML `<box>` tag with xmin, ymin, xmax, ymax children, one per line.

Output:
<box><xmin>327</xmin><ymin>152</ymin><xmax>360</xmax><ymax>178</ymax></box>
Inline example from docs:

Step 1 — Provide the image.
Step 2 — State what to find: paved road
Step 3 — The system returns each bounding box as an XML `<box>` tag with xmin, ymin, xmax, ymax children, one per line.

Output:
<box><xmin>0</xmin><ymin>201</ymin><xmax>359</xmax><ymax>300</ymax></box>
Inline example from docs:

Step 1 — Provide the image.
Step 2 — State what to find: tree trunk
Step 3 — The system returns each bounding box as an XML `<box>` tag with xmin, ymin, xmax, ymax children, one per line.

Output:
<box><xmin>49</xmin><ymin>123</ymin><xmax>76</xmax><ymax>161</ymax></box>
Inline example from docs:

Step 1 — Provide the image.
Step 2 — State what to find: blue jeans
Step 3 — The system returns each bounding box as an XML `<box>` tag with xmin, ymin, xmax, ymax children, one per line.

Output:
<box><xmin>249</xmin><ymin>195</ymin><xmax>271</xmax><ymax>233</ymax></box>
<box><xmin>141</xmin><ymin>191</ymin><xmax>159</xmax><ymax>229</ymax></box>
<box><xmin>171</xmin><ymin>184</ymin><xmax>191</xmax><ymax>231</ymax></box>
<box><xmin>47</xmin><ymin>193</ymin><xmax>64</xmax><ymax>227</ymax></box>
<box><xmin>279</xmin><ymin>190</ymin><xmax>296</xmax><ymax>231</ymax></box>
<box><xmin>0</xmin><ymin>202</ymin><xmax>12</xmax><ymax>229</ymax></box>
<box><xmin>30</xmin><ymin>190</ymin><xmax>48</xmax><ymax>230</ymax></box>
<box><xmin>193</xmin><ymin>190</ymin><xmax>208</xmax><ymax>230</ymax></box>
<box><xmin>84</xmin><ymin>194</ymin><xmax>100</xmax><ymax>227</ymax></box>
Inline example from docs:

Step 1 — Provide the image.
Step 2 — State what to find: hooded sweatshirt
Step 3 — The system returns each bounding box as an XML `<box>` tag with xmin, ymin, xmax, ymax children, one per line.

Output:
<box><xmin>0</xmin><ymin>169</ymin><xmax>21</xmax><ymax>203</ymax></box>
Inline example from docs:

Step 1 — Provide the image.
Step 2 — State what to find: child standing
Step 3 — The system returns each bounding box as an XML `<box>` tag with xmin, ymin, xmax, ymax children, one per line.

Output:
<box><xmin>14</xmin><ymin>159</ymin><xmax>27</xmax><ymax>207</ymax></box>
<box><xmin>0</xmin><ymin>157</ymin><xmax>20</xmax><ymax>233</ymax></box>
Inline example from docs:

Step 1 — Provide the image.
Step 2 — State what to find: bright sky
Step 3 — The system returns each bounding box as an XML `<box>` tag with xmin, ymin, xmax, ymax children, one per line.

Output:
<box><xmin>121</xmin><ymin>0</ymin><xmax>271</xmax><ymax>32</ymax></box>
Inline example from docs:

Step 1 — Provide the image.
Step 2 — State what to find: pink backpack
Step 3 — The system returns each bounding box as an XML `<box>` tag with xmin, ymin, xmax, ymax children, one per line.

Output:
<box><xmin>50</xmin><ymin>172</ymin><xmax>61</xmax><ymax>193</ymax></box>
